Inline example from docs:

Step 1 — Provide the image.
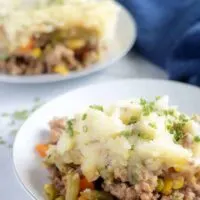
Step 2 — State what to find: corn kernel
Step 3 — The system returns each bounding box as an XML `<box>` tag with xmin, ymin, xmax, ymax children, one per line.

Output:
<box><xmin>191</xmin><ymin>176</ymin><xmax>196</xmax><ymax>184</ymax></box>
<box><xmin>66</xmin><ymin>39</ymin><xmax>86</xmax><ymax>50</ymax></box>
<box><xmin>173</xmin><ymin>177</ymin><xmax>184</xmax><ymax>190</ymax></box>
<box><xmin>162</xmin><ymin>178</ymin><xmax>173</xmax><ymax>195</ymax></box>
<box><xmin>53</xmin><ymin>65</ymin><xmax>69</xmax><ymax>75</ymax></box>
<box><xmin>156</xmin><ymin>178</ymin><xmax>164</xmax><ymax>192</ymax></box>
<box><xmin>31</xmin><ymin>48</ymin><xmax>42</xmax><ymax>58</ymax></box>
<box><xmin>44</xmin><ymin>184</ymin><xmax>57</xmax><ymax>200</ymax></box>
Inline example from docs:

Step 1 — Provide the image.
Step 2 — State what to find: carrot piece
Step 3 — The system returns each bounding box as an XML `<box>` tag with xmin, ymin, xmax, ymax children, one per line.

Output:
<box><xmin>19</xmin><ymin>38</ymin><xmax>34</xmax><ymax>52</ymax></box>
<box><xmin>80</xmin><ymin>177</ymin><xmax>94</xmax><ymax>191</ymax></box>
<box><xmin>35</xmin><ymin>144</ymin><xmax>49</xmax><ymax>158</ymax></box>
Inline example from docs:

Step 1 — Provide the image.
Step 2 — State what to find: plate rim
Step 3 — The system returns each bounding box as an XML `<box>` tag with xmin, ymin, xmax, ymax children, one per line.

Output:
<box><xmin>12</xmin><ymin>78</ymin><xmax>200</xmax><ymax>200</ymax></box>
<box><xmin>0</xmin><ymin>2</ymin><xmax>137</xmax><ymax>84</ymax></box>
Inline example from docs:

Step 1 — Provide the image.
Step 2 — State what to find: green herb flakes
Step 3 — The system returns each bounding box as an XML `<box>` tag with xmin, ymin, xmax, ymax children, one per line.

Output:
<box><xmin>194</xmin><ymin>136</ymin><xmax>200</xmax><ymax>142</ymax></box>
<box><xmin>67</xmin><ymin>120</ymin><xmax>74</xmax><ymax>137</ymax></box>
<box><xmin>128</xmin><ymin>116</ymin><xmax>138</xmax><ymax>125</ymax></box>
<box><xmin>142</xmin><ymin>102</ymin><xmax>155</xmax><ymax>116</ymax></box>
<box><xmin>90</xmin><ymin>105</ymin><xmax>104</xmax><ymax>112</ymax></box>
<box><xmin>138</xmin><ymin>132</ymin><xmax>154</xmax><ymax>140</ymax></box>
<box><xmin>173</xmin><ymin>130</ymin><xmax>184</xmax><ymax>142</ymax></box>
<box><xmin>140</xmin><ymin>98</ymin><xmax>147</xmax><ymax>106</ymax></box>
<box><xmin>155</xmin><ymin>96</ymin><xmax>161</xmax><ymax>100</ymax></box>
<box><xmin>0</xmin><ymin>136</ymin><xmax>5</xmax><ymax>145</ymax></box>
<box><xmin>82</xmin><ymin>113</ymin><xmax>87</xmax><ymax>120</ymax></box>
<box><xmin>83</xmin><ymin>125</ymin><xmax>88</xmax><ymax>133</ymax></box>
<box><xmin>163</xmin><ymin>109</ymin><xmax>176</xmax><ymax>116</ymax></box>
<box><xmin>120</xmin><ymin>130</ymin><xmax>132</xmax><ymax>138</ymax></box>
<box><xmin>149</xmin><ymin>122</ymin><xmax>157</xmax><ymax>129</ymax></box>
<box><xmin>13</xmin><ymin>110</ymin><xmax>29</xmax><ymax>120</ymax></box>
<box><xmin>131</xmin><ymin>144</ymin><xmax>135</xmax><ymax>150</ymax></box>
<box><xmin>179</xmin><ymin>114</ymin><xmax>189</xmax><ymax>123</ymax></box>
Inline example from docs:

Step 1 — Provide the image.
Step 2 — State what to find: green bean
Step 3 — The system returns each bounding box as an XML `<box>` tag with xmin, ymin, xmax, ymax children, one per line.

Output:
<box><xmin>44</xmin><ymin>184</ymin><xmax>57</xmax><ymax>200</ymax></box>
<box><xmin>65</xmin><ymin>172</ymin><xmax>80</xmax><ymax>200</ymax></box>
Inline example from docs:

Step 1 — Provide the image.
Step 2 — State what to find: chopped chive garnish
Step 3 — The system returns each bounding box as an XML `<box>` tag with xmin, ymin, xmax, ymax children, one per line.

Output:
<box><xmin>82</xmin><ymin>113</ymin><xmax>87</xmax><ymax>120</ymax></box>
<box><xmin>174</xmin><ymin>130</ymin><xmax>184</xmax><ymax>142</ymax></box>
<box><xmin>13</xmin><ymin>110</ymin><xmax>29</xmax><ymax>120</ymax></box>
<box><xmin>131</xmin><ymin>144</ymin><xmax>135</xmax><ymax>150</ymax></box>
<box><xmin>149</xmin><ymin>122</ymin><xmax>157</xmax><ymax>129</ymax></box>
<box><xmin>139</xmin><ymin>98</ymin><xmax>155</xmax><ymax>116</ymax></box>
<box><xmin>83</xmin><ymin>125</ymin><xmax>88</xmax><ymax>133</ymax></box>
<box><xmin>89</xmin><ymin>105</ymin><xmax>104</xmax><ymax>112</ymax></box>
<box><xmin>67</xmin><ymin>120</ymin><xmax>74</xmax><ymax>137</ymax></box>
<box><xmin>163</xmin><ymin>109</ymin><xmax>176</xmax><ymax>117</ymax></box>
<box><xmin>0</xmin><ymin>136</ymin><xmax>5</xmax><ymax>145</ymax></box>
<box><xmin>194</xmin><ymin>136</ymin><xmax>200</xmax><ymax>142</ymax></box>
<box><xmin>140</xmin><ymin>98</ymin><xmax>147</xmax><ymax>106</ymax></box>
<box><xmin>179</xmin><ymin>114</ymin><xmax>189</xmax><ymax>123</ymax></box>
<box><xmin>120</xmin><ymin>130</ymin><xmax>132</xmax><ymax>138</ymax></box>
<box><xmin>128</xmin><ymin>116</ymin><xmax>138</xmax><ymax>125</ymax></box>
<box><xmin>155</xmin><ymin>96</ymin><xmax>161</xmax><ymax>100</ymax></box>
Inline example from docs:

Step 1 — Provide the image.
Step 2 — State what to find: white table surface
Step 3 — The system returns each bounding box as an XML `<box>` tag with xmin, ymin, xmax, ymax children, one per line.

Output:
<box><xmin>0</xmin><ymin>53</ymin><xmax>167</xmax><ymax>200</ymax></box>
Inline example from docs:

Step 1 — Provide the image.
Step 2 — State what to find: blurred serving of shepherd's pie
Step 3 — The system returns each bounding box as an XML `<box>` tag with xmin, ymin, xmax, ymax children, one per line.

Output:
<box><xmin>0</xmin><ymin>0</ymin><xmax>119</xmax><ymax>75</ymax></box>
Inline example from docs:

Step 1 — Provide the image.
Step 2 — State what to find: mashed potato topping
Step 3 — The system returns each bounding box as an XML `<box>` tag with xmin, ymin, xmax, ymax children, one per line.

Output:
<box><xmin>37</xmin><ymin>96</ymin><xmax>200</xmax><ymax>200</ymax></box>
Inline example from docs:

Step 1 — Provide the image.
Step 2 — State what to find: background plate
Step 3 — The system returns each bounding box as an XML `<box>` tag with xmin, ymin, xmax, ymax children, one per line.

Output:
<box><xmin>0</xmin><ymin>3</ymin><xmax>136</xmax><ymax>83</ymax></box>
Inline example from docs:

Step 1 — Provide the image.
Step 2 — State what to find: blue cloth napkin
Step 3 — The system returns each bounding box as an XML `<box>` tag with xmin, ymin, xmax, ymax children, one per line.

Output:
<box><xmin>117</xmin><ymin>0</ymin><xmax>200</xmax><ymax>86</ymax></box>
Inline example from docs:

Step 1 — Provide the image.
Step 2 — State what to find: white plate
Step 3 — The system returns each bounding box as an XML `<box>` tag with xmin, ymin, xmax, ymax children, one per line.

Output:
<box><xmin>13</xmin><ymin>79</ymin><xmax>200</xmax><ymax>200</ymax></box>
<box><xmin>0</xmin><ymin>3</ymin><xmax>136</xmax><ymax>84</ymax></box>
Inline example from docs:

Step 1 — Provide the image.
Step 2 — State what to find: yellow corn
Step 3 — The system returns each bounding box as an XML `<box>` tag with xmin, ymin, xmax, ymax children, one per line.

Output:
<box><xmin>66</xmin><ymin>39</ymin><xmax>86</xmax><ymax>50</ymax></box>
<box><xmin>31</xmin><ymin>48</ymin><xmax>42</xmax><ymax>58</ymax></box>
<box><xmin>173</xmin><ymin>176</ymin><xmax>184</xmax><ymax>190</ymax></box>
<box><xmin>55</xmin><ymin>196</ymin><xmax>65</xmax><ymax>200</ymax></box>
<box><xmin>191</xmin><ymin>176</ymin><xmax>196</xmax><ymax>184</ymax></box>
<box><xmin>53</xmin><ymin>65</ymin><xmax>69</xmax><ymax>75</ymax></box>
<box><xmin>156</xmin><ymin>178</ymin><xmax>164</xmax><ymax>192</ymax></box>
<box><xmin>174</xmin><ymin>166</ymin><xmax>182</xmax><ymax>172</ymax></box>
<box><xmin>162</xmin><ymin>178</ymin><xmax>173</xmax><ymax>195</ymax></box>
<box><xmin>44</xmin><ymin>184</ymin><xmax>57</xmax><ymax>200</ymax></box>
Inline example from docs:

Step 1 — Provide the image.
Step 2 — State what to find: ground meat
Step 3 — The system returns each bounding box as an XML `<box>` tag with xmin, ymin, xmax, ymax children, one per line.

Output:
<box><xmin>1</xmin><ymin>53</ymin><xmax>46</xmax><ymax>75</ymax></box>
<box><xmin>182</xmin><ymin>134</ymin><xmax>193</xmax><ymax>149</ymax></box>
<box><xmin>140</xmin><ymin>193</ymin><xmax>153</xmax><ymax>200</ymax></box>
<box><xmin>183</xmin><ymin>188</ymin><xmax>196</xmax><ymax>200</ymax></box>
<box><xmin>45</xmin><ymin>44</ymin><xmax>81</xmax><ymax>70</ymax></box>
<box><xmin>5</xmin><ymin>61</ymin><xmax>24</xmax><ymax>75</ymax></box>
<box><xmin>135</xmin><ymin>181</ymin><xmax>153</xmax><ymax>193</ymax></box>
<box><xmin>49</xmin><ymin>118</ymin><xmax>66</xmax><ymax>144</ymax></box>
<box><xmin>103</xmin><ymin>183</ymin><xmax>136</xmax><ymax>200</ymax></box>
<box><xmin>48</xmin><ymin>165</ymin><xmax>65</xmax><ymax>195</ymax></box>
<box><xmin>114</xmin><ymin>167</ymin><xmax>128</xmax><ymax>182</ymax></box>
<box><xmin>103</xmin><ymin>180</ymin><xmax>157</xmax><ymax>200</ymax></box>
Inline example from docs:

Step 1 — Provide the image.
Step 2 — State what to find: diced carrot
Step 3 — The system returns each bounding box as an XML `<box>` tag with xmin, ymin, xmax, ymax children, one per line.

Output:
<box><xmin>35</xmin><ymin>144</ymin><xmax>49</xmax><ymax>158</ymax></box>
<box><xmin>80</xmin><ymin>177</ymin><xmax>94</xmax><ymax>191</ymax></box>
<box><xmin>19</xmin><ymin>38</ymin><xmax>34</xmax><ymax>52</ymax></box>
